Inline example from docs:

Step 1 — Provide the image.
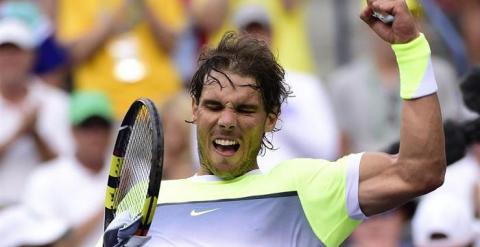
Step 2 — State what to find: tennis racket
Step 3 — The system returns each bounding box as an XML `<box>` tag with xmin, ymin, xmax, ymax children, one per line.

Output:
<box><xmin>104</xmin><ymin>98</ymin><xmax>163</xmax><ymax>239</ymax></box>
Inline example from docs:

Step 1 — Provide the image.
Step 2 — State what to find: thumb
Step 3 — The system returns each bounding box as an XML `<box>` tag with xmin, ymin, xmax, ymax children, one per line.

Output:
<box><xmin>360</xmin><ymin>5</ymin><xmax>375</xmax><ymax>25</ymax></box>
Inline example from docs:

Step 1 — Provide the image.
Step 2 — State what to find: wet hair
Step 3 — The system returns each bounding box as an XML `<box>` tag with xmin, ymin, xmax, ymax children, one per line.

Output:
<box><xmin>189</xmin><ymin>31</ymin><xmax>291</xmax><ymax>153</ymax></box>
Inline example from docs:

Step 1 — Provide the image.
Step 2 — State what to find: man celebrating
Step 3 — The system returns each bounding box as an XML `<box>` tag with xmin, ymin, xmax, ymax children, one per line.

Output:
<box><xmin>104</xmin><ymin>0</ymin><xmax>446</xmax><ymax>246</ymax></box>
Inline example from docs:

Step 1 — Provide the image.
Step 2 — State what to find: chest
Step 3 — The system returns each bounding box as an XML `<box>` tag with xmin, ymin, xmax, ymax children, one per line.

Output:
<box><xmin>147</xmin><ymin>193</ymin><xmax>324</xmax><ymax>247</ymax></box>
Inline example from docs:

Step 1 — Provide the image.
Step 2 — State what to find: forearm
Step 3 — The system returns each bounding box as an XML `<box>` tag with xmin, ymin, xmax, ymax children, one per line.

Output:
<box><xmin>192</xmin><ymin>0</ymin><xmax>229</xmax><ymax>35</ymax></box>
<box><xmin>142</xmin><ymin>5</ymin><xmax>178</xmax><ymax>54</ymax></box>
<box><xmin>0</xmin><ymin>131</ymin><xmax>23</xmax><ymax>159</ymax></box>
<box><xmin>359</xmin><ymin>96</ymin><xmax>445</xmax><ymax>215</ymax></box>
<box><xmin>66</xmin><ymin>20</ymin><xmax>114</xmax><ymax>65</ymax></box>
<box><xmin>358</xmin><ymin>0</ymin><xmax>446</xmax><ymax>216</ymax></box>
<box><xmin>397</xmin><ymin>95</ymin><xmax>445</xmax><ymax>187</ymax></box>
<box><xmin>394</xmin><ymin>35</ymin><xmax>446</xmax><ymax>190</ymax></box>
<box><xmin>32</xmin><ymin>130</ymin><xmax>57</xmax><ymax>161</ymax></box>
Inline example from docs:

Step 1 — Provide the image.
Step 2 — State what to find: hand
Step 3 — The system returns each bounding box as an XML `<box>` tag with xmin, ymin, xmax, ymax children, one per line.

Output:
<box><xmin>360</xmin><ymin>0</ymin><xmax>420</xmax><ymax>44</ymax></box>
<box><xmin>17</xmin><ymin>107</ymin><xmax>38</xmax><ymax>137</ymax></box>
<box><xmin>104</xmin><ymin>212</ymin><xmax>151</xmax><ymax>247</ymax></box>
<box><xmin>98</xmin><ymin>0</ymin><xmax>137</xmax><ymax>36</ymax></box>
<box><xmin>0</xmin><ymin>107</ymin><xmax>37</xmax><ymax>158</ymax></box>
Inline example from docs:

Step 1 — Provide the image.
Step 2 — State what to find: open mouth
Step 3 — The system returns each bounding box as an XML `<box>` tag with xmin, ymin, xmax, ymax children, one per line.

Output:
<box><xmin>213</xmin><ymin>139</ymin><xmax>240</xmax><ymax>156</ymax></box>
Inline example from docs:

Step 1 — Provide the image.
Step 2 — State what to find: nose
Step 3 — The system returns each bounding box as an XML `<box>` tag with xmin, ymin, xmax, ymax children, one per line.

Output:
<box><xmin>218</xmin><ymin>109</ymin><xmax>236</xmax><ymax>130</ymax></box>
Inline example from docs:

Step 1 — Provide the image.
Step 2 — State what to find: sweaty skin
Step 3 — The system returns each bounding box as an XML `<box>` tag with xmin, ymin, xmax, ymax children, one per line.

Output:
<box><xmin>193</xmin><ymin>70</ymin><xmax>277</xmax><ymax>180</ymax></box>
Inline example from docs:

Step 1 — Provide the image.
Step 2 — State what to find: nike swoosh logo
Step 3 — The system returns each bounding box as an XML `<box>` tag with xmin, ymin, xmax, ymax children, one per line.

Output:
<box><xmin>190</xmin><ymin>208</ymin><xmax>220</xmax><ymax>216</ymax></box>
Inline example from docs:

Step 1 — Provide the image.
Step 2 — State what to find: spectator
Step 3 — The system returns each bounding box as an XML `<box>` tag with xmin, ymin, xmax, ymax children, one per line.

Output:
<box><xmin>0</xmin><ymin>0</ymin><xmax>70</xmax><ymax>87</ymax></box>
<box><xmin>56</xmin><ymin>0</ymin><xmax>186</xmax><ymax>118</ymax></box>
<box><xmin>17</xmin><ymin>91</ymin><xmax>114</xmax><ymax>247</ymax></box>
<box><xmin>412</xmin><ymin>194</ymin><xmax>476</xmax><ymax>247</ymax></box>
<box><xmin>0</xmin><ymin>17</ymin><xmax>73</xmax><ymax>209</ymax></box>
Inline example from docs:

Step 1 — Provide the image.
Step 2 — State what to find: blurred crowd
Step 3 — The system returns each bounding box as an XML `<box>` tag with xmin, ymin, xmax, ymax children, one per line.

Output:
<box><xmin>0</xmin><ymin>0</ymin><xmax>479</xmax><ymax>246</ymax></box>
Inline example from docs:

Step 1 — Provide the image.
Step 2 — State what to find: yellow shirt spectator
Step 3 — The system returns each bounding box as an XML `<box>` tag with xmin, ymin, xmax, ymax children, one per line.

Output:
<box><xmin>57</xmin><ymin>0</ymin><xmax>184</xmax><ymax>118</ymax></box>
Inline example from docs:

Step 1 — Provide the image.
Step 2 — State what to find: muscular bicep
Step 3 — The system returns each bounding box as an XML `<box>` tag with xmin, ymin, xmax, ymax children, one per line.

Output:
<box><xmin>358</xmin><ymin>152</ymin><xmax>418</xmax><ymax>216</ymax></box>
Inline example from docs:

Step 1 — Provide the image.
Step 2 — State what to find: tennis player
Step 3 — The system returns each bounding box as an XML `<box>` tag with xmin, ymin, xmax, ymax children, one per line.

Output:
<box><xmin>104</xmin><ymin>0</ymin><xmax>446</xmax><ymax>246</ymax></box>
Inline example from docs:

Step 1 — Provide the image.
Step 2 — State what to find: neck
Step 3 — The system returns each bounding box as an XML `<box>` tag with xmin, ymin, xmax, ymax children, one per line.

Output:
<box><xmin>197</xmin><ymin>163</ymin><xmax>259</xmax><ymax>180</ymax></box>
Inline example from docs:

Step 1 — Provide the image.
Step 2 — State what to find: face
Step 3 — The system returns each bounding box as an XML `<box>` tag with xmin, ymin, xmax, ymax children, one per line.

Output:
<box><xmin>73</xmin><ymin>123</ymin><xmax>112</xmax><ymax>172</ymax></box>
<box><xmin>0</xmin><ymin>43</ymin><xmax>34</xmax><ymax>85</ymax></box>
<box><xmin>193</xmin><ymin>70</ymin><xmax>277</xmax><ymax>179</ymax></box>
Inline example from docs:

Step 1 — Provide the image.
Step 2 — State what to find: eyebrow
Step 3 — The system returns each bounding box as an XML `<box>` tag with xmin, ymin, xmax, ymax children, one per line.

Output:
<box><xmin>202</xmin><ymin>99</ymin><xmax>222</xmax><ymax>106</ymax></box>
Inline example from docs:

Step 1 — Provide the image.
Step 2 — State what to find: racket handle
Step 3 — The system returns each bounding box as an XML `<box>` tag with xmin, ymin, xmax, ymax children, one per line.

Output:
<box><xmin>373</xmin><ymin>11</ymin><xmax>395</xmax><ymax>24</ymax></box>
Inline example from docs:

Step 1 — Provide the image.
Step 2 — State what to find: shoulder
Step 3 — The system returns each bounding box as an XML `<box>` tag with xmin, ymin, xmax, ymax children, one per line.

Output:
<box><xmin>270</xmin><ymin>155</ymin><xmax>361</xmax><ymax>181</ymax></box>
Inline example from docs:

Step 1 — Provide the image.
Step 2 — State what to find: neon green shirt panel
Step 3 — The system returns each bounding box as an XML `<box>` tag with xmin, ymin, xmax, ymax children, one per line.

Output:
<box><xmin>158</xmin><ymin>154</ymin><xmax>362</xmax><ymax>246</ymax></box>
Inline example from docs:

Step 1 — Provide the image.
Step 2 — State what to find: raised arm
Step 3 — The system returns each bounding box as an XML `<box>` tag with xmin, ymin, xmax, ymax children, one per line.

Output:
<box><xmin>140</xmin><ymin>1</ymin><xmax>181</xmax><ymax>55</ymax></box>
<box><xmin>357</xmin><ymin>0</ymin><xmax>446</xmax><ymax>216</ymax></box>
<box><xmin>62</xmin><ymin>9</ymin><xmax>122</xmax><ymax>65</ymax></box>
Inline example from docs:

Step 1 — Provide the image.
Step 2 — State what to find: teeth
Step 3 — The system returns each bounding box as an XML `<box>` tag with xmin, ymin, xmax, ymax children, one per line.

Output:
<box><xmin>214</xmin><ymin>139</ymin><xmax>238</xmax><ymax>146</ymax></box>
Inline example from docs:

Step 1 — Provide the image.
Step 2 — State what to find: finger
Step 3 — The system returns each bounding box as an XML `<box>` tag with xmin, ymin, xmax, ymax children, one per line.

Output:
<box><xmin>361</xmin><ymin>3</ymin><xmax>388</xmax><ymax>26</ymax></box>
<box><xmin>360</xmin><ymin>5</ymin><xmax>375</xmax><ymax>24</ymax></box>
<box><xmin>360</xmin><ymin>5</ymin><xmax>389</xmax><ymax>30</ymax></box>
<box><xmin>371</xmin><ymin>0</ymin><xmax>396</xmax><ymax>18</ymax></box>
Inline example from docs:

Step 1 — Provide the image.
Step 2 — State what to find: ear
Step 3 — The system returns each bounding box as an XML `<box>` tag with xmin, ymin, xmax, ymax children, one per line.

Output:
<box><xmin>191</xmin><ymin>97</ymin><xmax>198</xmax><ymax>123</ymax></box>
<box><xmin>264</xmin><ymin>112</ymin><xmax>278</xmax><ymax>133</ymax></box>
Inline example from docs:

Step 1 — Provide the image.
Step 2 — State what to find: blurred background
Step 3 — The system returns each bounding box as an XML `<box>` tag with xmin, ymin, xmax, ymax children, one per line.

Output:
<box><xmin>0</xmin><ymin>0</ymin><xmax>480</xmax><ymax>246</ymax></box>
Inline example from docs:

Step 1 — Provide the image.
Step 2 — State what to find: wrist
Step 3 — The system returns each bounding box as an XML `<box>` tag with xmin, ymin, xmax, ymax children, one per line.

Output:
<box><xmin>392</xmin><ymin>33</ymin><xmax>438</xmax><ymax>99</ymax></box>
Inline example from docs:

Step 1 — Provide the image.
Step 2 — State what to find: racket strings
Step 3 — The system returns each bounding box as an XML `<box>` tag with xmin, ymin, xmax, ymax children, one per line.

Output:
<box><xmin>116</xmin><ymin>106</ymin><xmax>153</xmax><ymax>216</ymax></box>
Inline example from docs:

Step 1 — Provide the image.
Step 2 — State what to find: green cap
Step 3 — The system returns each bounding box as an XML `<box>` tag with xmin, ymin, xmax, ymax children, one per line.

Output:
<box><xmin>69</xmin><ymin>90</ymin><xmax>114</xmax><ymax>125</ymax></box>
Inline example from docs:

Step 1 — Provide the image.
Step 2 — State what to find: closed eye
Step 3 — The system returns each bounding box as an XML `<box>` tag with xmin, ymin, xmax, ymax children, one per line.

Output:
<box><xmin>202</xmin><ymin>100</ymin><xmax>223</xmax><ymax>112</ymax></box>
<box><xmin>236</xmin><ymin>105</ymin><xmax>258</xmax><ymax>114</ymax></box>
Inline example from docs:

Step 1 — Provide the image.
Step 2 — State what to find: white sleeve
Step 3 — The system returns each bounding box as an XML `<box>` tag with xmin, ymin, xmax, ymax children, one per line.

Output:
<box><xmin>345</xmin><ymin>153</ymin><xmax>367</xmax><ymax>220</ymax></box>
<box><xmin>22</xmin><ymin>167</ymin><xmax>58</xmax><ymax>217</ymax></box>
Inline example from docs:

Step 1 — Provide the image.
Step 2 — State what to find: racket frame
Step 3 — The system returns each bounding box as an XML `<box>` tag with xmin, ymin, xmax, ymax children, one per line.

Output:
<box><xmin>103</xmin><ymin>98</ymin><xmax>163</xmax><ymax>237</ymax></box>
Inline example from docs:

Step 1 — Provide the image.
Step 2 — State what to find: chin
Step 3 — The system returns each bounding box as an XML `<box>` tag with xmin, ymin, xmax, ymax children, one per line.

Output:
<box><xmin>210</xmin><ymin>165</ymin><xmax>243</xmax><ymax>180</ymax></box>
